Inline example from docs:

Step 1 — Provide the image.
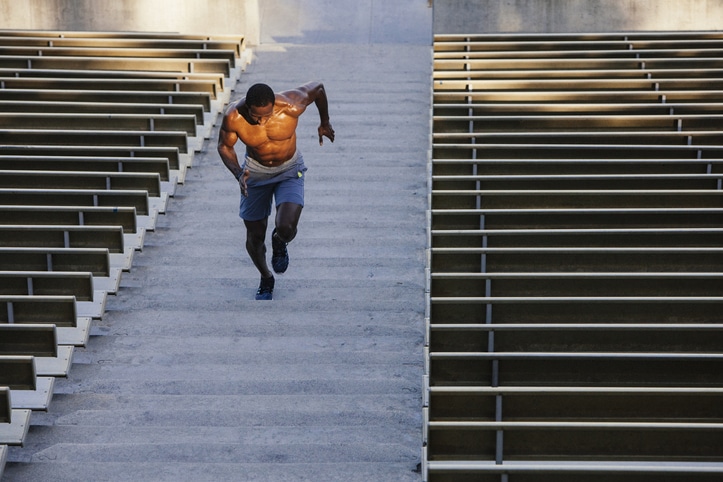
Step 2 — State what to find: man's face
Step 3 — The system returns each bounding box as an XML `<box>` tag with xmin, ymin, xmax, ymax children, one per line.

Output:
<box><xmin>247</xmin><ymin>102</ymin><xmax>274</xmax><ymax>126</ymax></box>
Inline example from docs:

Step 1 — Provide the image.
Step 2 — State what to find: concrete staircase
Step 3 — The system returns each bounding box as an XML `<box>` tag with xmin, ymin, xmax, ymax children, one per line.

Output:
<box><xmin>1</xmin><ymin>1</ymin><xmax>432</xmax><ymax>480</ymax></box>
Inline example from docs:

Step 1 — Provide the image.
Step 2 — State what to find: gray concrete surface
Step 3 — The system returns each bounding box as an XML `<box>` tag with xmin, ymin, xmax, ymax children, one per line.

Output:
<box><xmin>433</xmin><ymin>0</ymin><xmax>723</xmax><ymax>33</ymax></box>
<box><xmin>2</xmin><ymin>0</ymin><xmax>717</xmax><ymax>41</ymax></box>
<box><xmin>2</xmin><ymin>1</ymin><xmax>431</xmax><ymax>480</ymax></box>
<box><xmin>0</xmin><ymin>0</ymin><xmax>261</xmax><ymax>42</ymax></box>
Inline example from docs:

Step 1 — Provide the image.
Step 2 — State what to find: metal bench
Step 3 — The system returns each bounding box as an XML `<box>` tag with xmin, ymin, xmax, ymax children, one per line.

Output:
<box><xmin>0</xmin><ymin>75</ymin><xmax>220</xmax><ymax>100</ymax></box>
<box><xmin>0</xmin><ymin>355</ymin><xmax>54</xmax><ymax>412</ymax></box>
<box><xmin>429</xmin><ymin>323</ymin><xmax>723</xmax><ymax>354</ymax></box>
<box><xmin>0</xmin><ymin>169</ymin><xmax>165</xmax><ymax>197</ymax></box>
<box><xmin>0</xmin><ymin>98</ymin><xmax>206</xmax><ymax>125</ymax></box>
<box><xmin>433</xmin><ymin>102</ymin><xmax>723</xmax><ymax>117</ymax></box>
<box><xmin>0</xmin><ymin>154</ymin><xmax>174</xmax><ymax>183</ymax></box>
<box><xmin>0</xmin><ymin>31</ymin><xmax>245</xmax><ymax>58</ymax></box>
<box><xmin>0</xmin><ymin>44</ymin><xmax>238</xmax><ymax>65</ymax></box>
<box><xmin>0</xmin><ymin>270</ymin><xmax>94</xmax><ymax>299</ymax></box>
<box><xmin>430</xmin><ymin>272</ymin><xmax>723</xmax><ymax>298</ymax></box>
<box><xmin>0</xmin><ymin>145</ymin><xmax>187</xmax><ymax>175</ymax></box>
<box><xmin>429</xmin><ymin>295</ymin><xmax>723</xmax><ymax>325</ymax></box>
<box><xmin>431</xmin><ymin>207</ymin><xmax>723</xmax><ymax>230</ymax></box>
<box><xmin>428</xmin><ymin>385</ymin><xmax>723</xmax><ymax>421</ymax></box>
<box><xmin>431</xmin><ymin>227</ymin><xmax>723</xmax><ymax>248</ymax></box>
<box><xmin>0</xmin><ymin>188</ymin><xmax>162</xmax><ymax>230</ymax></box>
<box><xmin>431</xmin><ymin>157</ymin><xmax>723</xmax><ymax>176</ymax></box>
<box><xmin>0</xmin><ymin>295</ymin><xmax>90</xmax><ymax>347</ymax></box>
<box><xmin>426</xmin><ymin>418</ymin><xmax>723</xmax><ymax>462</ymax></box>
<box><xmin>0</xmin><ymin>55</ymin><xmax>233</xmax><ymax>77</ymax></box>
<box><xmin>434</xmin><ymin>114</ymin><xmax>723</xmax><ymax>133</ymax></box>
<box><xmin>0</xmin><ymin>324</ymin><xmax>72</xmax><ymax>377</ymax></box>
<box><xmin>432</xmin><ymin>172</ymin><xmax>723</xmax><ymax>192</ymax></box>
<box><xmin>434</xmin><ymin>89</ymin><xmax>723</xmax><ymax>104</ymax></box>
<box><xmin>0</xmin><ymin>271</ymin><xmax>105</xmax><ymax>318</ymax></box>
<box><xmin>0</xmin><ymin>128</ymin><xmax>189</xmax><ymax>154</ymax></box>
<box><xmin>0</xmin><ymin>205</ymin><xmax>143</xmax><ymax>253</ymax></box>
<box><xmin>432</xmin><ymin>191</ymin><xmax>723</xmax><ymax>211</ymax></box>
<box><xmin>432</xmin><ymin>142</ymin><xmax>723</xmax><ymax>163</ymax></box>
<box><xmin>0</xmin><ymin>387</ymin><xmax>30</xmax><ymax>446</ymax></box>
<box><xmin>0</xmin><ymin>89</ymin><xmax>213</xmax><ymax>113</ymax></box>
<box><xmin>0</xmin><ymin>247</ymin><xmax>121</xmax><ymax>294</ymax></box>
<box><xmin>434</xmin><ymin>76</ymin><xmax>723</xmax><ymax>93</ymax></box>
<box><xmin>0</xmin><ymin>100</ymin><xmax>209</xmax><ymax>151</ymax></box>
<box><xmin>427</xmin><ymin>350</ymin><xmax>723</xmax><ymax>386</ymax></box>
<box><xmin>0</xmin><ymin>111</ymin><xmax>198</xmax><ymax>136</ymax></box>
<box><xmin>433</xmin><ymin>130</ymin><xmax>723</xmax><ymax>147</ymax></box>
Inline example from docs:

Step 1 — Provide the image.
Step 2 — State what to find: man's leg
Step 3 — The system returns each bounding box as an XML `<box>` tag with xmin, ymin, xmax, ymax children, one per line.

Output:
<box><xmin>244</xmin><ymin>217</ymin><xmax>273</xmax><ymax>279</ymax></box>
<box><xmin>274</xmin><ymin>202</ymin><xmax>303</xmax><ymax>243</ymax></box>
<box><xmin>271</xmin><ymin>202</ymin><xmax>302</xmax><ymax>274</ymax></box>
<box><xmin>244</xmin><ymin>218</ymin><xmax>276</xmax><ymax>300</ymax></box>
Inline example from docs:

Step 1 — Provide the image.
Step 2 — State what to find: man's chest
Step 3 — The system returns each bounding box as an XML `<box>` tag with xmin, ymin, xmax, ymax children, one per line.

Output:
<box><xmin>240</xmin><ymin>117</ymin><xmax>298</xmax><ymax>146</ymax></box>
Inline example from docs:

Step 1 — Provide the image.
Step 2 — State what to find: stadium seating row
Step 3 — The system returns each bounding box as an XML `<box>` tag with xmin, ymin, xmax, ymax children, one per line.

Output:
<box><xmin>425</xmin><ymin>31</ymin><xmax>723</xmax><ymax>482</ymax></box>
<box><xmin>0</xmin><ymin>29</ymin><xmax>245</xmax><ymax>476</ymax></box>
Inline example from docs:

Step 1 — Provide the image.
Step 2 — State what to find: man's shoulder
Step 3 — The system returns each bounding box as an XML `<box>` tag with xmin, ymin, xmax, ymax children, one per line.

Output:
<box><xmin>275</xmin><ymin>92</ymin><xmax>307</xmax><ymax>117</ymax></box>
<box><xmin>225</xmin><ymin>98</ymin><xmax>245</xmax><ymax>115</ymax></box>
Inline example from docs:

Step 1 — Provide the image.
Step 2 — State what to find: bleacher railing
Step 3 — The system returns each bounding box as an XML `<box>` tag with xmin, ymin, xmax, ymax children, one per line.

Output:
<box><xmin>425</xmin><ymin>31</ymin><xmax>723</xmax><ymax>482</ymax></box>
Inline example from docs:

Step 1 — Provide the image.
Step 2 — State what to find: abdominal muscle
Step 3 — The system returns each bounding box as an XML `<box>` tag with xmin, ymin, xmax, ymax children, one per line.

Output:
<box><xmin>246</xmin><ymin>136</ymin><xmax>298</xmax><ymax>167</ymax></box>
<box><xmin>241</xmin><ymin>110</ymin><xmax>300</xmax><ymax>167</ymax></box>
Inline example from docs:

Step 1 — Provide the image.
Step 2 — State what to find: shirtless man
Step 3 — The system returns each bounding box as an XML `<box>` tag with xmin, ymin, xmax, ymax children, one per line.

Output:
<box><xmin>218</xmin><ymin>82</ymin><xmax>335</xmax><ymax>300</ymax></box>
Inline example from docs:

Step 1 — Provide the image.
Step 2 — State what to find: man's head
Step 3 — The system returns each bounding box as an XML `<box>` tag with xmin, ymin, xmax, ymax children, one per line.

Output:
<box><xmin>245</xmin><ymin>83</ymin><xmax>275</xmax><ymax>108</ymax></box>
<box><xmin>244</xmin><ymin>83</ymin><xmax>275</xmax><ymax>125</ymax></box>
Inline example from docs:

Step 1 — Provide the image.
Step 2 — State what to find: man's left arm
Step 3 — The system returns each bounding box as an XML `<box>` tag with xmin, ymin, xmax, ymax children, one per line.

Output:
<box><xmin>293</xmin><ymin>82</ymin><xmax>335</xmax><ymax>145</ymax></box>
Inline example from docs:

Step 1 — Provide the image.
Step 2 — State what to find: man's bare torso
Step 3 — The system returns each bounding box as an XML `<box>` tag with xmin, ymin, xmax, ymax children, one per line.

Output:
<box><xmin>226</xmin><ymin>95</ymin><xmax>302</xmax><ymax>167</ymax></box>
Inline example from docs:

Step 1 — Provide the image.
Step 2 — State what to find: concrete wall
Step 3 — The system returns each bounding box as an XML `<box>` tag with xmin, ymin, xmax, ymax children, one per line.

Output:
<box><xmin>0</xmin><ymin>0</ymin><xmax>260</xmax><ymax>45</ymax></box>
<box><xmin>434</xmin><ymin>0</ymin><xmax>723</xmax><ymax>33</ymax></box>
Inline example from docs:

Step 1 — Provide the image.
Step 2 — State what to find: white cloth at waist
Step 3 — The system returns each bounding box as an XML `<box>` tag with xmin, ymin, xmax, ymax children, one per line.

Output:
<box><xmin>243</xmin><ymin>150</ymin><xmax>300</xmax><ymax>180</ymax></box>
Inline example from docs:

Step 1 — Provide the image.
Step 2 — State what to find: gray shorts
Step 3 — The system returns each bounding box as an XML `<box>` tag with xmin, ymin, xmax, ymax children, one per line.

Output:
<box><xmin>239</xmin><ymin>152</ymin><xmax>307</xmax><ymax>221</ymax></box>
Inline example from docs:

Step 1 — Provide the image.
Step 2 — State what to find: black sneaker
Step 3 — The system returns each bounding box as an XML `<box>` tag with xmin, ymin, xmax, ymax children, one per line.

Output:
<box><xmin>255</xmin><ymin>275</ymin><xmax>274</xmax><ymax>300</ymax></box>
<box><xmin>271</xmin><ymin>228</ymin><xmax>289</xmax><ymax>274</ymax></box>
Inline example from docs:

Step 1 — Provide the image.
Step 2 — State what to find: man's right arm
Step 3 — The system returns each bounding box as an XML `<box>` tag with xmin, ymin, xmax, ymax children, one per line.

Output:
<box><xmin>217</xmin><ymin>123</ymin><xmax>243</xmax><ymax>180</ymax></box>
<box><xmin>218</xmin><ymin>121</ymin><xmax>250</xmax><ymax>196</ymax></box>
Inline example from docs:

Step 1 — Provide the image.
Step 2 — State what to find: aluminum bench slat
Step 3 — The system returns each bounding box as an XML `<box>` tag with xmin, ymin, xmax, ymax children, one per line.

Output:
<box><xmin>0</xmin><ymin>155</ymin><xmax>173</xmax><ymax>183</ymax></box>
<box><xmin>0</xmin><ymin>89</ymin><xmax>212</xmax><ymax>112</ymax></box>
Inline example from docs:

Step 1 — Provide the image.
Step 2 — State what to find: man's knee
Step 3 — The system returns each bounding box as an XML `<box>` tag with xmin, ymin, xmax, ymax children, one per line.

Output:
<box><xmin>274</xmin><ymin>222</ymin><xmax>295</xmax><ymax>242</ymax></box>
<box><xmin>244</xmin><ymin>220</ymin><xmax>267</xmax><ymax>246</ymax></box>
<box><xmin>275</xmin><ymin>203</ymin><xmax>302</xmax><ymax>242</ymax></box>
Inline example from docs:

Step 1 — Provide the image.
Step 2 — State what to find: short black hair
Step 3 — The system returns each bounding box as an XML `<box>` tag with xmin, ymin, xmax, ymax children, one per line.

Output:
<box><xmin>245</xmin><ymin>83</ymin><xmax>275</xmax><ymax>107</ymax></box>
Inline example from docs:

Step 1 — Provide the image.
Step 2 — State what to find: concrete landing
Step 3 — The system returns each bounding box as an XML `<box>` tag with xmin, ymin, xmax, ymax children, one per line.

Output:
<box><xmin>2</xmin><ymin>1</ymin><xmax>432</xmax><ymax>481</ymax></box>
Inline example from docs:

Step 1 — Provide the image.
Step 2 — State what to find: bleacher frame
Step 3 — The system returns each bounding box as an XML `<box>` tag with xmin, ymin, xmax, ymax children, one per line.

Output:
<box><xmin>424</xmin><ymin>31</ymin><xmax>723</xmax><ymax>481</ymax></box>
<box><xmin>0</xmin><ymin>28</ymin><xmax>245</xmax><ymax>477</ymax></box>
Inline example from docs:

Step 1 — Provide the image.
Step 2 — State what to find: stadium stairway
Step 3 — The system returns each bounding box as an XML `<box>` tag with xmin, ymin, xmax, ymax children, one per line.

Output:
<box><xmin>425</xmin><ymin>32</ymin><xmax>723</xmax><ymax>482</ymax></box>
<box><xmin>10</xmin><ymin>11</ymin><xmax>723</xmax><ymax>482</ymax></box>
<box><xmin>0</xmin><ymin>1</ymin><xmax>432</xmax><ymax>480</ymax></box>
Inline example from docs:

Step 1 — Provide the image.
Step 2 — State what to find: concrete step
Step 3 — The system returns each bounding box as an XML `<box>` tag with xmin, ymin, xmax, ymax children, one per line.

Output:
<box><xmin>3</xmin><ymin>461</ymin><xmax>421</xmax><ymax>482</ymax></box>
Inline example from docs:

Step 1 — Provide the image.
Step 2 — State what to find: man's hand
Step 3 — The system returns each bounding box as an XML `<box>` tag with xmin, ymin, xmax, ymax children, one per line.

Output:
<box><xmin>238</xmin><ymin>169</ymin><xmax>250</xmax><ymax>197</ymax></box>
<box><xmin>318</xmin><ymin>121</ymin><xmax>335</xmax><ymax>146</ymax></box>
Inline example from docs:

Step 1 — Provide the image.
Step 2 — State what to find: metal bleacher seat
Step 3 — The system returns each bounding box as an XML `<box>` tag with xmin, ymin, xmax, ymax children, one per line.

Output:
<box><xmin>0</xmin><ymin>355</ymin><xmax>53</xmax><ymax>412</ymax></box>
<box><xmin>0</xmin><ymin>205</ymin><xmax>143</xmax><ymax>255</ymax></box>
<box><xmin>0</xmin><ymin>324</ymin><xmax>72</xmax><ymax>377</ymax></box>
<box><xmin>0</xmin><ymin>295</ymin><xmax>90</xmax><ymax>347</ymax></box>
<box><xmin>0</xmin><ymin>270</ymin><xmax>104</xmax><ymax>318</ymax></box>
<box><xmin>0</xmin><ymin>386</ymin><xmax>30</xmax><ymax>446</ymax></box>
<box><xmin>0</xmin><ymin>247</ymin><xmax>121</xmax><ymax>294</ymax></box>
<box><xmin>425</xmin><ymin>32</ymin><xmax>723</xmax><ymax>481</ymax></box>
<box><xmin>0</xmin><ymin>188</ymin><xmax>162</xmax><ymax>230</ymax></box>
<box><xmin>0</xmin><ymin>29</ymin><xmax>245</xmax><ymax>470</ymax></box>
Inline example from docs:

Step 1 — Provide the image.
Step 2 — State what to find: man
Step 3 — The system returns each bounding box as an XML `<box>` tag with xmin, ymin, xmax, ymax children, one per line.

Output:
<box><xmin>218</xmin><ymin>82</ymin><xmax>335</xmax><ymax>300</ymax></box>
